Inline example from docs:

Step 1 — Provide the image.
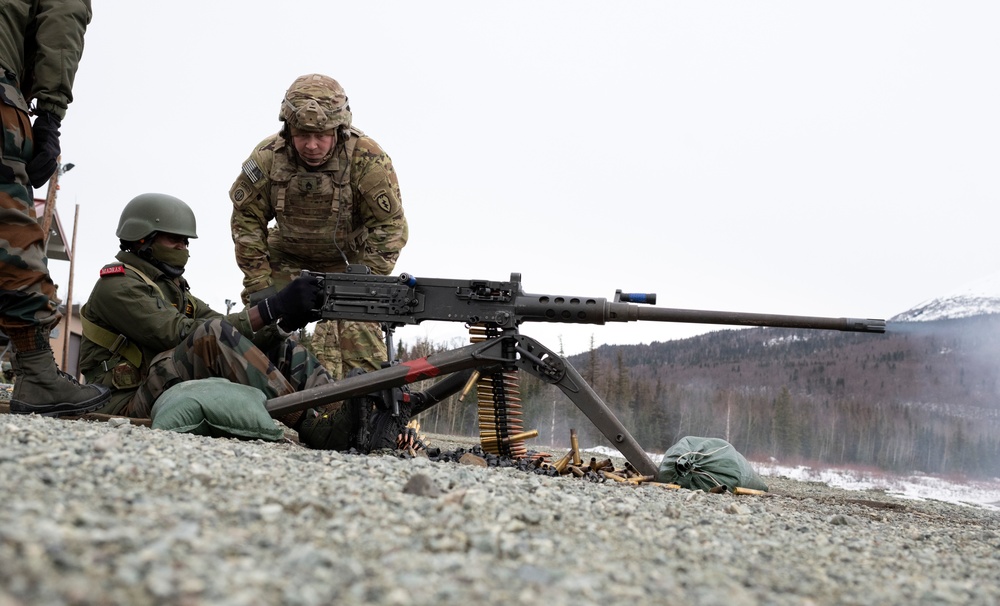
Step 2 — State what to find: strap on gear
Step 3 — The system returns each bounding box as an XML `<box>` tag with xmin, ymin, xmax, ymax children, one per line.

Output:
<box><xmin>81</xmin><ymin>263</ymin><xmax>165</xmax><ymax>368</ymax></box>
<box><xmin>80</xmin><ymin>312</ymin><xmax>143</xmax><ymax>368</ymax></box>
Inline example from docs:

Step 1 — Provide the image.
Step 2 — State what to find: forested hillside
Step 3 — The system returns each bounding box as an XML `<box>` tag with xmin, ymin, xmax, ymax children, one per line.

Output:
<box><xmin>406</xmin><ymin>315</ymin><xmax>1000</xmax><ymax>478</ymax></box>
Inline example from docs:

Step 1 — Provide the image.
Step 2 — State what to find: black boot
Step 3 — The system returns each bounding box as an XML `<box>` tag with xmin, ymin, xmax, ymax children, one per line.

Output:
<box><xmin>9</xmin><ymin>349</ymin><xmax>111</xmax><ymax>416</ymax></box>
<box><xmin>357</xmin><ymin>389</ymin><xmax>422</xmax><ymax>453</ymax></box>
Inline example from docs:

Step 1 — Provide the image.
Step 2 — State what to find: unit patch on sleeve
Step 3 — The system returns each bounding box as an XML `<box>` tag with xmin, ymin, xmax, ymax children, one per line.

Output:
<box><xmin>375</xmin><ymin>191</ymin><xmax>392</xmax><ymax>213</ymax></box>
<box><xmin>99</xmin><ymin>265</ymin><xmax>126</xmax><ymax>277</ymax></box>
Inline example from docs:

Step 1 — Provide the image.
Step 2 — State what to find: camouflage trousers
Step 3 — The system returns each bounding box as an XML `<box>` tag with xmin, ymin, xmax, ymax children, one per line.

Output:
<box><xmin>312</xmin><ymin>319</ymin><xmax>386</xmax><ymax>380</ymax></box>
<box><xmin>0</xmin><ymin>76</ymin><xmax>60</xmax><ymax>352</ymax></box>
<box><xmin>125</xmin><ymin>318</ymin><xmax>333</xmax><ymax>422</ymax></box>
<box><xmin>262</xmin><ymin>259</ymin><xmax>387</xmax><ymax>380</ymax></box>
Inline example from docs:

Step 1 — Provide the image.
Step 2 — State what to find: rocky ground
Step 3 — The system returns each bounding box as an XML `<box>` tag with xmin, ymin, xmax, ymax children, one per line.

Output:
<box><xmin>0</xmin><ymin>405</ymin><xmax>998</xmax><ymax>606</ymax></box>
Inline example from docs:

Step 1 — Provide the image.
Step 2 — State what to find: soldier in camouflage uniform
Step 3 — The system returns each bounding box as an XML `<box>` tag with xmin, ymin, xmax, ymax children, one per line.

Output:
<box><xmin>79</xmin><ymin>193</ymin><xmax>416</xmax><ymax>452</ymax></box>
<box><xmin>229</xmin><ymin>74</ymin><xmax>408</xmax><ymax>380</ymax></box>
<box><xmin>0</xmin><ymin>0</ymin><xmax>110</xmax><ymax>416</ymax></box>
<box><xmin>79</xmin><ymin>193</ymin><xmax>327</xmax><ymax>421</ymax></box>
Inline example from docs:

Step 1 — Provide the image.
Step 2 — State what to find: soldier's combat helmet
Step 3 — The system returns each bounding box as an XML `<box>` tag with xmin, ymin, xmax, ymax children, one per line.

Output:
<box><xmin>279</xmin><ymin>74</ymin><xmax>352</xmax><ymax>133</ymax></box>
<box><xmin>116</xmin><ymin>193</ymin><xmax>198</xmax><ymax>242</ymax></box>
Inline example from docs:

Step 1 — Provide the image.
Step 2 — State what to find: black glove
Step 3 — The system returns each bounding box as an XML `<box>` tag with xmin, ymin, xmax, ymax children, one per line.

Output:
<box><xmin>278</xmin><ymin>312</ymin><xmax>313</xmax><ymax>333</ymax></box>
<box><xmin>247</xmin><ymin>285</ymin><xmax>278</xmax><ymax>306</ymax></box>
<box><xmin>256</xmin><ymin>275</ymin><xmax>323</xmax><ymax>325</ymax></box>
<box><xmin>26</xmin><ymin>112</ymin><xmax>61</xmax><ymax>188</ymax></box>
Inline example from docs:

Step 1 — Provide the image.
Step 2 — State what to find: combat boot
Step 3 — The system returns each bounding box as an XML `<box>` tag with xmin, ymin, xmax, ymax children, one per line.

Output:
<box><xmin>357</xmin><ymin>389</ymin><xmax>423</xmax><ymax>453</ymax></box>
<box><xmin>8</xmin><ymin>349</ymin><xmax>111</xmax><ymax>416</ymax></box>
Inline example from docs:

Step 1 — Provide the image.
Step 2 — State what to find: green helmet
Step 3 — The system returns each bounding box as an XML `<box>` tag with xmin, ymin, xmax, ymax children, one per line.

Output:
<box><xmin>279</xmin><ymin>74</ymin><xmax>352</xmax><ymax>133</ymax></box>
<box><xmin>116</xmin><ymin>193</ymin><xmax>198</xmax><ymax>241</ymax></box>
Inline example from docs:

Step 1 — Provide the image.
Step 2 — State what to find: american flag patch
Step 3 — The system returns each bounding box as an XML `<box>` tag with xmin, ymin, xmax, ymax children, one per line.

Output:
<box><xmin>242</xmin><ymin>159</ymin><xmax>264</xmax><ymax>184</ymax></box>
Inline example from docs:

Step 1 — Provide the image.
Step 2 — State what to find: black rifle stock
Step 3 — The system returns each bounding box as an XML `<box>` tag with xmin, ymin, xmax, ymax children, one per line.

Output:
<box><xmin>266</xmin><ymin>265</ymin><xmax>885</xmax><ymax>476</ymax></box>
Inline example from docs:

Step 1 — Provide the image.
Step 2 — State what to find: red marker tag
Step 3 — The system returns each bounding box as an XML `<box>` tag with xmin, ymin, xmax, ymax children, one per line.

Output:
<box><xmin>401</xmin><ymin>358</ymin><xmax>442</xmax><ymax>382</ymax></box>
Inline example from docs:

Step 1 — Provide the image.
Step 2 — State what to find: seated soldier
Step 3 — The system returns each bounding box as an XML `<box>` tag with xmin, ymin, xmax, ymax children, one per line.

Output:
<box><xmin>78</xmin><ymin>192</ymin><xmax>416</xmax><ymax>451</ymax></box>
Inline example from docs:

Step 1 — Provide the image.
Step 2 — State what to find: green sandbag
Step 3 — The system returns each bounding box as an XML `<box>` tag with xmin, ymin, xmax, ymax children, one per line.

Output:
<box><xmin>150</xmin><ymin>378</ymin><xmax>284</xmax><ymax>442</ymax></box>
<box><xmin>656</xmin><ymin>436</ymin><xmax>768</xmax><ymax>492</ymax></box>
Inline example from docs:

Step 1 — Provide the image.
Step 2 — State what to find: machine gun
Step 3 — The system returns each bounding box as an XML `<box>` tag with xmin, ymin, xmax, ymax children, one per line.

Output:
<box><xmin>266</xmin><ymin>265</ymin><xmax>885</xmax><ymax>476</ymax></box>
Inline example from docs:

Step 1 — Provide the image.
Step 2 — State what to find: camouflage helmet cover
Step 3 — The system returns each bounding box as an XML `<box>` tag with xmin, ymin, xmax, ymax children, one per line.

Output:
<box><xmin>116</xmin><ymin>193</ymin><xmax>199</xmax><ymax>241</ymax></box>
<box><xmin>280</xmin><ymin>74</ymin><xmax>352</xmax><ymax>132</ymax></box>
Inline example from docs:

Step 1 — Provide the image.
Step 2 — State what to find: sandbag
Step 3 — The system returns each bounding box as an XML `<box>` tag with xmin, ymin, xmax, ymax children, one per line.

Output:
<box><xmin>150</xmin><ymin>378</ymin><xmax>284</xmax><ymax>442</ymax></box>
<box><xmin>656</xmin><ymin>436</ymin><xmax>768</xmax><ymax>492</ymax></box>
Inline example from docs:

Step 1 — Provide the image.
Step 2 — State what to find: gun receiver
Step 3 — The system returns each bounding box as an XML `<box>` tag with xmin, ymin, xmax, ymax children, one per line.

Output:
<box><xmin>303</xmin><ymin>265</ymin><xmax>886</xmax><ymax>334</ymax></box>
<box><xmin>268</xmin><ymin>265</ymin><xmax>885</xmax><ymax>476</ymax></box>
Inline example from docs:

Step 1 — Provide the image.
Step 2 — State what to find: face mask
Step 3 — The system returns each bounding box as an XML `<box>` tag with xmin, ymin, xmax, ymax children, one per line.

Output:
<box><xmin>150</xmin><ymin>242</ymin><xmax>190</xmax><ymax>270</ymax></box>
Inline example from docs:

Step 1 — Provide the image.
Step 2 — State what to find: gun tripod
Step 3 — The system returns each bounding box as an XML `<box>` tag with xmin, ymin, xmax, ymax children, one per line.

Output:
<box><xmin>265</xmin><ymin>328</ymin><xmax>660</xmax><ymax>477</ymax></box>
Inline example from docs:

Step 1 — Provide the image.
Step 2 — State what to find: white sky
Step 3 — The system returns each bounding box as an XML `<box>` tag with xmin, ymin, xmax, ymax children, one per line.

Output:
<box><xmin>43</xmin><ymin>1</ymin><xmax>1000</xmax><ymax>356</ymax></box>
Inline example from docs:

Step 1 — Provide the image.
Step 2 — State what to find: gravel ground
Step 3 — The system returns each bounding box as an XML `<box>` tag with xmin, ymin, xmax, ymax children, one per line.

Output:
<box><xmin>1</xmin><ymin>411</ymin><xmax>998</xmax><ymax>606</ymax></box>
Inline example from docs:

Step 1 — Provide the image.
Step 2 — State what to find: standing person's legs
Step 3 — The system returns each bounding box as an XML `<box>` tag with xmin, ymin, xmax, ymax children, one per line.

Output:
<box><xmin>0</xmin><ymin>85</ymin><xmax>108</xmax><ymax>415</ymax></box>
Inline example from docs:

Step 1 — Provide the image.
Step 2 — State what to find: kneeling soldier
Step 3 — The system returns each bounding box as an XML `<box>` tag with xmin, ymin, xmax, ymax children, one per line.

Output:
<box><xmin>79</xmin><ymin>192</ymin><xmax>415</xmax><ymax>451</ymax></box>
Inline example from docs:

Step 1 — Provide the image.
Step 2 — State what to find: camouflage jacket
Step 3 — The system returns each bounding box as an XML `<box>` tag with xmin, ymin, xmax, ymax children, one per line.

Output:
<box><xmin>78</xmin><ymin>251</ymin><xmax>270</xmax><ymax>414</ymax></box>
<box><xmin>0</xmin><ymin>0</ymin><xmax>91</xmax><ymax>119</ymax></box>
<box><xmin>229</xmin><ymin>128</ymin><xmax>408</xmax><ymax>298</ymax></box>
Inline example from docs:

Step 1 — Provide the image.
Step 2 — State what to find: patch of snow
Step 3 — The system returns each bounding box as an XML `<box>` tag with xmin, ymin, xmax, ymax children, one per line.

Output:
<box><xmin>893</xmin><ymin>272</ymin><xmax>1000</xmax><ymax>322</ymax></box>
<box><xmin>587</xmin><ymin>444</ymin><xmax>1000</xmax><ymax>510</ymax></box>
<box><xmin>755</xmin><ymin>463</ymin><xmax>1000</xmax><ymax>510</ymax></box>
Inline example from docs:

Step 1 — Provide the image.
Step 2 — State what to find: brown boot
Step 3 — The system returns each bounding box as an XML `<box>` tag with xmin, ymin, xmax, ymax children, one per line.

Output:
<box><xmin>8</xmin><ymin>349</ymin><xmax>110</xmax><ymax>417</ymax></box>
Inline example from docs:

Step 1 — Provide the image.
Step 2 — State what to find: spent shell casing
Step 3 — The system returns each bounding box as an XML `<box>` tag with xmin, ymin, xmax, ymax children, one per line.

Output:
<box><xmin>570</xmin><ymin>428</ymin><xmax>582</xmax><ymax>466</ymax></box>
<box><xmin>647</xmin><ymin>482</ymin><xmax>683</xmax><ymax>490</ymax></box>
<box><xmin>458</xmin><ymin>370</ymin><xmax>481</xmax><ymax>402</ymax></box>
<box><xmin>552</xmin><ymin>450</ymin><xmax>573</xmax><ymax>474</ymax></box>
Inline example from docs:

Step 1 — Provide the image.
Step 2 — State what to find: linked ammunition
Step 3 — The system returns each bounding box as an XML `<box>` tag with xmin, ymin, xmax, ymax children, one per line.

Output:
<box><xmin>481</xmin><ymin>432</ymin><xmax>537</xmax><ymax>447</ymax></box>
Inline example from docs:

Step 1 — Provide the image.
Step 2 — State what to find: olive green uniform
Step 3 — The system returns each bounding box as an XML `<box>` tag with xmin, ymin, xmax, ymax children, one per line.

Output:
<box><xmin>79</xmin><ymin>250</ymin><xmax>331</xmax><ymax>419</ymax></box>
<box><xmin>0</xmin><ymin>0</ymin><xmax>91</xmax><ymax>351</ymax></box>
<box><xmin>229</xmin><ymin>128</ymin><xmax>408</xmax><ymax>379</ymax></box>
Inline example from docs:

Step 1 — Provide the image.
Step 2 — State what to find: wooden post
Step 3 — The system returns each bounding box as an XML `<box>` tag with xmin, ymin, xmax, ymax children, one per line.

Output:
<box><xmin>39</xmin><ymin>155</ymin><xmax>61</xmax><ymax>247</ymax></box>
<box><xmin>61</xmin><ymin>204</ymin><xmax>80</xmax><ymax>372</ymax></box>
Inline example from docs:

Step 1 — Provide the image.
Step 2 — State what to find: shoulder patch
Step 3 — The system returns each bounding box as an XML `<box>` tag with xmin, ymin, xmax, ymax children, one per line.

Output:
<box><xmin>99</xmin><ymin>265</ymin><xmax>126</xmax><ymax>277</ymax></box>
<box><xmin>375</xmin><ymin>191</ymin><xmax>393</xmax><ymax>214</ymax></box>
<box><xmin>242</xmin><ymin>159</ymin><xmax>264</xmax><ymax>184</ymax></box>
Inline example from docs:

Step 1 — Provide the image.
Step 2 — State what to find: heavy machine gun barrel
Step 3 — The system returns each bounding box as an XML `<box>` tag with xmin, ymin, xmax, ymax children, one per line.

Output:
<box><xmin>275</xmin><ymin>266</ymin><xmax>885</xmax><ymax>475</ymax></box>
<box><xmin>628</xmin><ymin>307</ymin><xmax>885</xmax><ymax>333</ymax></box>
<box><xmin>305</xmin><ymin>266</ymin><xmax>886</xmax><ymax>334</ymax></box>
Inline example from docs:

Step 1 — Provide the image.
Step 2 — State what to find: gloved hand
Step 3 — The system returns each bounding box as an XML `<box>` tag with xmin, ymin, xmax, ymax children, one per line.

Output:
<box><xmin>247</xmin><ymin>285</ymin><xmax>279</xmax><ymax>306</ymax></box>
<box><xmin>26</xmin><ymin>112</ymin><xmax>61</xmax><ymax>188</ymax></box>
<box><xmin>256</xmin><ymin>275</ymin><xmax>324</xmax><ymax>325</ymax></box>
<box><xmin>277</xmin><ymin>312</ymin><xmax>313</xmax><ymax>333</ymax></box>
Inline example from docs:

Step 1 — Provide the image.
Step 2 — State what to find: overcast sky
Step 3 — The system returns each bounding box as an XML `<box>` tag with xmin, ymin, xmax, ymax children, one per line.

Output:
<box><xmin>43</xmin><ymin>1</ymin><xmax>1000</xmax><ymax>356</ymax></box>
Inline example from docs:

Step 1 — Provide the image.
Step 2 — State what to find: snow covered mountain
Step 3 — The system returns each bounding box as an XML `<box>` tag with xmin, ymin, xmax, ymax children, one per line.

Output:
<box><xmin>891</xmin><ymin>273</ymin><xmax>1000</xmax><ymax>322</ymax></box>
